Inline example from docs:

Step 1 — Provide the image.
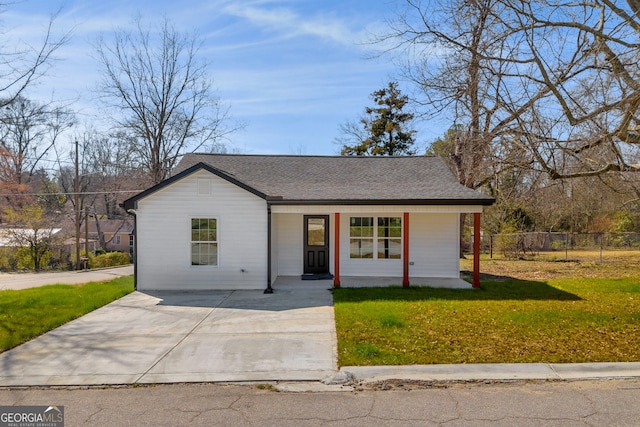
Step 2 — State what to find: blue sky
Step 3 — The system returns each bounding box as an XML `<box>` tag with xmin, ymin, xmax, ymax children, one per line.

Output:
<box><xmin>6</xmin><ymin>0</ymin><xmax>445</xmax><ymax>156</ymax></box>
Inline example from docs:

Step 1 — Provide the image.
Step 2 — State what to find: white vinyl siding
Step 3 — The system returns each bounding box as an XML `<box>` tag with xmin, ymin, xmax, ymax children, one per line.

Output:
<box><xmin>136</xmin><ymin>170</ymin><xmax>267</xmax><ymax>290</ymax></box>
<box><xmin>273</xmin><ymin>213</ymin><xmax>303</xmax><ymax>276</ymax></box>
<box><xmin>408</xmin><ymin>213</ymin><xmax>459</xmax><ymax>278</ymax></box>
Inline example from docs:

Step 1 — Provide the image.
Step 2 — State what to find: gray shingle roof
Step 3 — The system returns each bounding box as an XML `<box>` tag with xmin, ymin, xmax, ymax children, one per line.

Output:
<box><xmin>171</xmin><ymin>153</ymin><xmax>494</xmax><ymax>205</ymax></box>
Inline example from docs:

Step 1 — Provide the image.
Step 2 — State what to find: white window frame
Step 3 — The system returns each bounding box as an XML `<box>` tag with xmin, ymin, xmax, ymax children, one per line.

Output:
<box><xmin>349</xmin><ymin>216</ymin><xmax>374</xmax><ymax>259</ymax></box>
<box><xmin>349</xmin><ymin>216</ymin><xmax>402</xmax><ymax>260</ymax></box>
<box><xmin>190</xmin><ymin>217</ymin><xmax>219</xmax><ymax>267</ymax></box>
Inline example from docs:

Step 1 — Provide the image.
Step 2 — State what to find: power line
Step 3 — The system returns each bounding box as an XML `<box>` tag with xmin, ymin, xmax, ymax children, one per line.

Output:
<box><xmin>0</xmin><ymin>189</ymin><xmax>143</xmax><ymax>197</ymax></box>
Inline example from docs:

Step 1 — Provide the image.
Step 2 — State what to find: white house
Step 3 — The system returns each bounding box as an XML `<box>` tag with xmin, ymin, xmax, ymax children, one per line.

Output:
<box><xmin>0</xmin><ymin>228</ymin><xmax>62</xmax><ymax>247</ymax></box>
<box><xmin>122</xmin><ymin>154</ymin><xmax>494</xmax><ymax>292</ymax></box>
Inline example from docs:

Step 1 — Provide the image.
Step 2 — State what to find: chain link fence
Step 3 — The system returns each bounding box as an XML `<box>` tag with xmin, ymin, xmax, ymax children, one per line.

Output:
<box><xmin>464</xmin><ymin>232</ymin><xmax>640</xmax><ymax>261</ymax></box>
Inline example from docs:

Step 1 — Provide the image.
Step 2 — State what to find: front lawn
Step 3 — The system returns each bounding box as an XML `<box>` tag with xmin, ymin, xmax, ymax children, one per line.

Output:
<box><xmin>334</xmin><ymin>252</ymin><xmax>640</xmax><ymax>366</ymax></box>
<box><xmin>0</xmin><ymin>277</ymin><xmax>134</xmax><ymax>352</ymax></box>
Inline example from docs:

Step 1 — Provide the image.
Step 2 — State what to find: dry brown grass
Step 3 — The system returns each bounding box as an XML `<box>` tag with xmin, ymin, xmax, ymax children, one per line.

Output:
<box><xmin>461</xmin><ymin>250</ymin><xmax>640</xmax><ymax>281</ymax></box>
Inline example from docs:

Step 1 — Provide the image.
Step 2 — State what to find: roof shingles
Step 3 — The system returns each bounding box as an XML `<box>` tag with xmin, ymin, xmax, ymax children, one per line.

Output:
<box><xmin>170</xmin><ymin>154</ymin><xmax>494</xmax><ymax>205</ymax></box>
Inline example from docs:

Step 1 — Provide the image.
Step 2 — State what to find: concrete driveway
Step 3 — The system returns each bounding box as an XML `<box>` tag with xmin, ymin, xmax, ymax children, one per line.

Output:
<box><xmin>0</xmin><ymin>282</ymin><xmax>337</xmax><ymax>386</ymax></box>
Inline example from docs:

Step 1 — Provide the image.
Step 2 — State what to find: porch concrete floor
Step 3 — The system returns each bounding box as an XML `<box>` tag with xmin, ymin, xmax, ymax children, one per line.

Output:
<box><xmin>273</xmin><ymin>276</ymin><xmax>472</xmax><ymax>289</ymax></box>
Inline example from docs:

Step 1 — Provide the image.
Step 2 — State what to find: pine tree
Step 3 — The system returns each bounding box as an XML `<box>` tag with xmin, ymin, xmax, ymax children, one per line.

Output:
<box><xmin>340</xmin><ymin>82</ymin><xmax>416</xmax><ymax>156</ymax></box>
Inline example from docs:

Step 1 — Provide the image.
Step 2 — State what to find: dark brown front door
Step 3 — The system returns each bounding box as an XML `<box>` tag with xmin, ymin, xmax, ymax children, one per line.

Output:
<box><xmin>304</xmin><ymin>215</ymin><xmax>329</xmax><ymax>274</ymax></box>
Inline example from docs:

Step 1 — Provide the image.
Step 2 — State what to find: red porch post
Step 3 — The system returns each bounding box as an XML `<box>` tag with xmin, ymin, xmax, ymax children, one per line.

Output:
<box><xmin>473</xmin><ymin>212</ymin><xmax>481</xmax><ymax>289</ymax></box>
<box><xmin>333</xmin><ymin>212</ymin><xmax>341</xmax><ymax>287</ymax></box>
<box><xmin>403</xmin><ymin>212</ymin><xmax>410</xmax><ymax>287</ymax></box>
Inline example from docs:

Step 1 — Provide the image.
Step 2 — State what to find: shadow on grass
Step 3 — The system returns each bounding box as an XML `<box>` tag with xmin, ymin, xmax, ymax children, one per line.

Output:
<box><xmin>332</xmin><ymin>277</ymin><xmax>581</xmax><ymax>302</ymax></box>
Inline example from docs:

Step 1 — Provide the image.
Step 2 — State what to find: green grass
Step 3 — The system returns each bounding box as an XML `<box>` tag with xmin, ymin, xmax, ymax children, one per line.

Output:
<box><xmin>334</xmin><ymin>277</ymin><xmax>640</xmax><ymax>366</ymax></box>
<box><xmin>0</xmin><ymin>277</ymin><xmax>134</xmax><ymax>352</ymax></box>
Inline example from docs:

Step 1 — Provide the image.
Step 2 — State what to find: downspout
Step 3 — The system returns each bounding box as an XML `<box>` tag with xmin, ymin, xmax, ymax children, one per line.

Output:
<box><xmin>126</xmin><ymin>208</ymin><xmax>138</xmax><ymax>291</ymax></box>
<box><xmin>403</xmin><ymin>212</ymin><xmax>410</xmax><ymax>287</ymax></box>
<box><xmin>473</xmin><ymin>212</ymin><xmax>481</xmax><ymax>289</ymax></box>
<box><xmin>264</xmin><ymin>203</ymin><xmax>273</xmax><ymax>294</ymax></box>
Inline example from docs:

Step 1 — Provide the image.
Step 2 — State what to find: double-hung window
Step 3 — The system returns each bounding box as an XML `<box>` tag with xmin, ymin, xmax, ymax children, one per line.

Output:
<box><xmin>191</xmin><ymin>218</ymin><xmax>218</xmax><ymax>266</ymax></box>
<box><xmin>377</xmin><ymin>217</ymin><xmax>402</xmax><ymax>259</ymax></box>
<box><xmin>349</xmin><ymin>217</ymin><xmax>374</xmax><ymax>258</ymax></box>
<box><xmin>350</xmin><ymin>216</ymin><xmax>401</xmax><ymax>259</ymax></box>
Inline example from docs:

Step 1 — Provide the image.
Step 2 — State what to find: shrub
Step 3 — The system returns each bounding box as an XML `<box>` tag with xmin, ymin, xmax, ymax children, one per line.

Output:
<box><xmin>0</xmin><ymin>248</ymin><xmax>16</xmax><ymax>271</ymax></box>
<box><xmin>92</xmin><ymin>252</ymin><xmax>131</xmax><ymax>268</ymax></box>
<box><xmin>550</xmin><ymin>239</ymin><xmax>566</xmax><ymax>251</ymax></box>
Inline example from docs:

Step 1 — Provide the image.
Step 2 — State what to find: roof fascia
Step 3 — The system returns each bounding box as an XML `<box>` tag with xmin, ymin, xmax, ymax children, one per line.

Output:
<box><xmin>267</xmin><ymin>198</ymin><xmax>495</xmax><ymax>206</ymax></box>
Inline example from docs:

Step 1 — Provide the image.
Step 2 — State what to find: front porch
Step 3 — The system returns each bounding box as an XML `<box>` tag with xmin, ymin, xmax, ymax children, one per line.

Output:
<box><xmin>271</xmin><ymin>209</ymin><xmax>483</xmax><ymax>291</ymax></box>
<box><xmin>273</xmin><ymin>276</ymin><xmax>472</xmax><ymax>289</ymax></box>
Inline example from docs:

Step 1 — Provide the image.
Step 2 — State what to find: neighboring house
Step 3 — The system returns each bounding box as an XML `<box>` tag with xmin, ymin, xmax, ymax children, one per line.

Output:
<box><xmin>122</xmin><ymin>154</ymin><xmax>494</xmax><ymax>292</ymax></box>
<box><xmin>0</xmin><ymin>228</ymin><xmax>62</xmax><ymax>247</ymax></box>
<box><xmin>81</xmin><ymin>219</ymin><xmax>134</xmax><ymax>254</ymax></box>
<box><xmin>0</xmin><ymin>227</ymin><xmax>62</xmax><ymax>252</ymax></box>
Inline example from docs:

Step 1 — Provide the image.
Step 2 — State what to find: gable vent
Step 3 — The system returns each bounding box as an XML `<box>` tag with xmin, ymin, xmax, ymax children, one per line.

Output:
<box><xmin>197</xmin><ymin>178</ymin><xmax>211</xmax><ymax>196</ymax></box>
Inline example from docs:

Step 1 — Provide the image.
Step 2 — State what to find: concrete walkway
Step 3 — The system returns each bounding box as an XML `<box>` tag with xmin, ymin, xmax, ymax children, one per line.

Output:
<box><xmin>0</xmin><ymin>265</ymin><xmax>134</xmax><ymax>290</ymax></box>
<box><xmin>0</xmin><ymin>282</ymin><xmax>337</xmax><ymax>386</ymax></box>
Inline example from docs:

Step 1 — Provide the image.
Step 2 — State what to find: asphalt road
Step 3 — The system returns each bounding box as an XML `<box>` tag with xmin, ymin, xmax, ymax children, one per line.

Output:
<box><xmin>0</xmin><ymin>265</ymin><xmax>134</xmax><ymax>290</ymax></box>
<box><xmin>1</xmin><ymin>379</ymin><xmax>639</xmax><ymax>426</ymax></box>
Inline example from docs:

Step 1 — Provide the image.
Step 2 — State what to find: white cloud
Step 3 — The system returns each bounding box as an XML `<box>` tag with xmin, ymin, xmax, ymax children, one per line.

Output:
<box><xmin>221</xmin><ymin>1</ymin><xmax>369</xmax><ymax>47</ymax></box>
<box><xmin>0</xmin><ymin>0</ymin><xmax>402</xmax><ymax>156</ymax></box>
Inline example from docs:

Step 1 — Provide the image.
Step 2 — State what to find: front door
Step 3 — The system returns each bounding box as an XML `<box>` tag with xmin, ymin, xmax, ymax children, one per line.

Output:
<box><xmin>303</xmin><ymin>215</ymin><xmax>330</xmax><ymax>274</ymax></box>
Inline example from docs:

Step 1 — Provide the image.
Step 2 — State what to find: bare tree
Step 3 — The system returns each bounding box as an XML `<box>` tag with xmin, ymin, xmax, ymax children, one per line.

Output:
<box><xmin>95</xmin><ymin>17</ymin><xmax>238</xmax><ymax>184</ymax></box>
<box><xmin>382</xmin><ymin>0</ymin><xmax>547</xmax><ymax>190</ymax></box>
<box><xmin>0</xmin><ymin>4</ymin><xmax>69</xmax><ymax>108</ymax></box>
<box><xmin>83</xmin><ymin>130</ymin><xmax>149</xmax><ymax>217</ymax></box>
<box><xmin>387</xmin><ymin>1</ymin><xmax>640</xmax><ymax>181</ymax></box>
<box><xmin>492</xmin><ymin>0</ymin><xmax>640</xmax><ymax>179</ymax></box>
<box><xmin>383</xmin><ymin>0</ymin><xmax>540</xmax><ymax>256</ymax></box>
<box><xmin>0</xmin><ymin>96</ymin><xmax>74</xmax><ymax>185</ymax></box>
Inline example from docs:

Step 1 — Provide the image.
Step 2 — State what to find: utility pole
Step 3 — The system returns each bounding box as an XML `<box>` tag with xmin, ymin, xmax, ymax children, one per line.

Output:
<box><xmin>74</xmin><ymin>139</ymin><xmax>80</xmax><ymax>270</ymax></box>
<box><xmin>85</xmin><ymin>206</ymin><xmax>89</xmax><ymax>269</ymax></box>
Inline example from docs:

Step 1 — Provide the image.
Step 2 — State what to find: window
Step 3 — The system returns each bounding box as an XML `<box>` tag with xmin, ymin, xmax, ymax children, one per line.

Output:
<box><xmin>377</xmin><ymin>217</ymin><xmax>402</xmax><ymax>259</ymax></box>
<box><xmin>191</xmin><ymin>218</ymin><xmax>218</xmax><ymax>266</ymax></box>
<box><xmin>349</xmin><ymin>217</ymin><xmax>374</xmax><ymax>258</ymax></box>
<box><xmin>350</xmin><ymin>216</ymin><xmax>401</xmax><ymax>259</ymax></box>
<box><xmin>113</xmin><ymin>235</ymin><xmax>121</xmax><ymax>245</ymax></box>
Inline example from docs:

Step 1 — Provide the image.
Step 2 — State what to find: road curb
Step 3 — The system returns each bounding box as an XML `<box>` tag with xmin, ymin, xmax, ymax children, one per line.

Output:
<box><xmin>340</xmin><ymin>362</ymin><xmax>640</xmax><ymax>383</ymax></box>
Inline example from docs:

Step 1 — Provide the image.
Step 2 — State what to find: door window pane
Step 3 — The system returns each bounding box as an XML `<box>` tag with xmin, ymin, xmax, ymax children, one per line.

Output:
<box><xmin>307</xmin><ymin>218</ymin><xmax>326</xmax><ymax>246</ymax></box>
